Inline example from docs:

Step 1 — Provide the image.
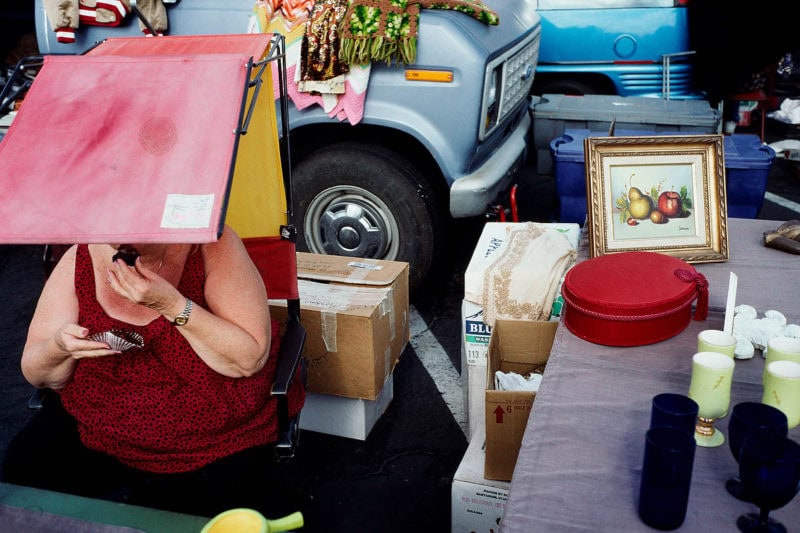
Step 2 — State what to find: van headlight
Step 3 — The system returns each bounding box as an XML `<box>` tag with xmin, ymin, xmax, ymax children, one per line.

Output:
<box><xmin>484</xmin><ymin>67</ymin><xmax>501</xmax><ymax>133</ymax></box>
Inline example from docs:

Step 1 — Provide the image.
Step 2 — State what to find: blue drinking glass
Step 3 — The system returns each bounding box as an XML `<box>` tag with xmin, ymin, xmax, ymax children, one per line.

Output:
<box><xmin>726</xmin><ymin>402</ymin><xmax>788</xmax><ymax>502</ymax></box>
<box><xmin>650</xmin><ymin>393</ymin><xmax>699</xmax><ymax>438</ymax></box>
<box><xmin>638</xmin><ymin>426</ymin><xmax>696</xmax><ymax>530</ymax></box>
<box><xmin>736</xmin><ymin>434</ymin><xmax>800</xmax><ymax>533</ymax></box>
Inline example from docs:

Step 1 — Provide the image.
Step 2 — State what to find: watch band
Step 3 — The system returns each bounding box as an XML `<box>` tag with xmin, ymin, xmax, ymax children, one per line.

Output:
<box><xmin>172</xmin><ymin>298</ymin><xmax>193</xmax><ymax>326</ymax></box>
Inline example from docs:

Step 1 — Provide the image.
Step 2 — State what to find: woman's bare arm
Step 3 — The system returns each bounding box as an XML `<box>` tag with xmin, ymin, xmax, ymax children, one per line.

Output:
<box><xmin>108</xmin><ymin>226</ymin><xmax>271</xmax><ymax>378</ymax></box>
<box><xmin>22</xmin><ymin>246</ymin><xmax>119</xmax><ymax>389</ymax></box>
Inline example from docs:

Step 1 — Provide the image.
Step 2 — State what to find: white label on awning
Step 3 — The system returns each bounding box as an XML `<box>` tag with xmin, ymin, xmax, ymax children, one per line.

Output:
<box><xmin>160</xmin><ymin>194</ymin><xmax>215</xmax><ymax>229</ymax></box>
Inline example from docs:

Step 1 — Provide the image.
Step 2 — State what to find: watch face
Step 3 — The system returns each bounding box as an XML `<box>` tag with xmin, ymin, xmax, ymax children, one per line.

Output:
<box><xmin>175</xmin><ymin>315</ymin><xmax>188</xmax><ymax>326</ymax></box>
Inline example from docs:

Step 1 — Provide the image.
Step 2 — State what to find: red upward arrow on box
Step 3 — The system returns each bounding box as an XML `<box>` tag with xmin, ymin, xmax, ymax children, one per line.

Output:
<box><xmin>494</xmin><ymin>406</ymin><xmax>505</xmax><ymax>423</ymax></box>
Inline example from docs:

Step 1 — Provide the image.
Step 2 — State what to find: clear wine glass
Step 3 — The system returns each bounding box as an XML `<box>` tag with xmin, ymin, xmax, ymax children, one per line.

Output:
<box><xmin>726</xmin><ymin>402</ymin><xmax>788</xmax><ymax>501</ymax></box>
<box><xmin>736</xmin><ymin>434</ymin><xmax>800</xmax><ymax>533</ymax></box>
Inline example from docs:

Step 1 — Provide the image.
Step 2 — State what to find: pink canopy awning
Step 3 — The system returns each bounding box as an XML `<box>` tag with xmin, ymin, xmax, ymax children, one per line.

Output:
<box><xmin>0</xmin><ymin>34</ymin><xmax>273</xmax><ymax>244</ymax></box>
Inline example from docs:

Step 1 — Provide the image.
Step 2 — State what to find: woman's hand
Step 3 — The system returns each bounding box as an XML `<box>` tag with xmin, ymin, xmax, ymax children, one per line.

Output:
<box><xmin>106</xmin><ymin>257</ymin><xmax>183</xmax><ymax>314</ymax></box>
<box><xmin>53</xmin><ymin>323</ymin><xmax>120</xmax><ymax>359</ymax></box>
<box><xmin>24</xmin><ymin>320</ymin><xmax>118</xmax><ymax>390</ymax></box>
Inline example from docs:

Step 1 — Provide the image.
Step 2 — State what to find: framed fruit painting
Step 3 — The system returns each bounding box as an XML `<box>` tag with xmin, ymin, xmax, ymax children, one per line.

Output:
<box><xmin>584</xmin><ymin>134</ymin><xmax>729</xmax><ymax>263</ymax></box>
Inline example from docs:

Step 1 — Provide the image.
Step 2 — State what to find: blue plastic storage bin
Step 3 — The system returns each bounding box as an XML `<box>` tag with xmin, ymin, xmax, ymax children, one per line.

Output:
<box><xmin>550</xmin><ymin>130</ymin><xmax>775</xmax><ymax>224</ymax></box>
<box><xmin>724</xmin><ymin>134</ymin><xmax>776</xmax><ymax>218</ymax></box>
<box><xmin>530</xmin><ymin>95</ymin><xmax>720</xmax><ymax>175</ymax></box>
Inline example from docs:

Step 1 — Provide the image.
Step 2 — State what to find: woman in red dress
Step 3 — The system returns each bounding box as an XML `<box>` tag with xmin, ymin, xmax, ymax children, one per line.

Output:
<box><xmin>2</xmin><ymin>225</ymin><xmax>304</xmax><ymax>516</ymax></box>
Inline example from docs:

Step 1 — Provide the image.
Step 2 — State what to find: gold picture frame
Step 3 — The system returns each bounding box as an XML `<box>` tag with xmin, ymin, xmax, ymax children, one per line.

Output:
<box><xmin>584</xmin><ymin>134</ymin><xmax>729</xmax><ymax>263</ymax></box>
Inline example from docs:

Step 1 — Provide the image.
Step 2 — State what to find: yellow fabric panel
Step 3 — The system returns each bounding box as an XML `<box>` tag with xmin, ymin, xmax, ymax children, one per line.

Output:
<box><xmin>225</xmin><ymin>59</ymin><xmax>287</xmax><ymax>239</ymax></box>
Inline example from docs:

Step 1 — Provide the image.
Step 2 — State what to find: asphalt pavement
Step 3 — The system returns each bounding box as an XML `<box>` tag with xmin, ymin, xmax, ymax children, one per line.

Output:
<box><xmin>1</xmin><ymin>118</ymin><xmax>799</xmax><ymax>532</ymax></box>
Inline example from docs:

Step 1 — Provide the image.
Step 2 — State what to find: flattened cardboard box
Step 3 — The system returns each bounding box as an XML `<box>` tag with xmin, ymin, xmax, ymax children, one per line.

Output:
<box><xmin>485</xmin><ymin>320</ymin><xmax>557</xmax><ymax>481</ymax></box>
<box><xmin>270</xmin><ymin>253</ymin><xmax>409</xmax><ymax>400</ymax></box>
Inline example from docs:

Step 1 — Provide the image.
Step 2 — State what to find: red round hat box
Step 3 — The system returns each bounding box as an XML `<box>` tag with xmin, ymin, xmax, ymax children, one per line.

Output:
<box><xmin>561</xmin><ymin>251</ymin><xmax>709</xmax><ymax>346</ymax></box>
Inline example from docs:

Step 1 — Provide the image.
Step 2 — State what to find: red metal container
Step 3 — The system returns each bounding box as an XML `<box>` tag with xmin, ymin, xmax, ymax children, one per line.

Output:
<box><xmin>561</xmin><ymin>251</ymin><xmax>709</xmax><ymax>346</ymax></box>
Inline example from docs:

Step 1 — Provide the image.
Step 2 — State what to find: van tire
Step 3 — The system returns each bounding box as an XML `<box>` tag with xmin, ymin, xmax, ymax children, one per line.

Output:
<box><xmin>292</xmin><ymin>142</ymin><xmax>443</xmax><ymax>294</ymax></box>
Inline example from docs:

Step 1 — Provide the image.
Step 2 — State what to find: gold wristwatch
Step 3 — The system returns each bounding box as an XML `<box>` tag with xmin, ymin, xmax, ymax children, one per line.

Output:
<box><xmin>172</xmin><ymin>298</ymin><xmax>193</xmax><ymax>326</ymax></box>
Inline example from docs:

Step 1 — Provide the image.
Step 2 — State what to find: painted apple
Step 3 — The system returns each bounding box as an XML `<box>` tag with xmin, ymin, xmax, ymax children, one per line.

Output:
<box><xmin>657</xmin><ymin>191</ymin><xmax>682</xmax><ymax>217</ymax></box>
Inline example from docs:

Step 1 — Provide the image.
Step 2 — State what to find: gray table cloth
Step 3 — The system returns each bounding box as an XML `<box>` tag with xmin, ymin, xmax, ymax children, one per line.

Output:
<box><xmin>501</xmin><ymin>218</ymin><xmax>800</xmax><ymax>532</ymax></box>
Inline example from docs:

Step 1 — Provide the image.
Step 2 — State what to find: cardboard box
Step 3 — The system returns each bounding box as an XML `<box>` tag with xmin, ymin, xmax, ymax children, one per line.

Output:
<box><xmin>460</xmin><ymin>223</ymin><xmax>577</xmax><ymax>440</ymax></box>
<box><xmin>270</xmin><ymin>253</ymin><xmax>409</xmax><ymax>400</ymax></box>
<box><xmin>461</xmin><ymin>222</ymin><xmax>577</xmax><ymax>365</ymax></box>
<box><xmin>462</xmin><ymin>299</ymin><xmax>493</xmax><ymax>366</ymax></box>
<box><xmin>299</xmin><ymin>373</ymin><xmax>394</xmax><ymax>440</ymax></box>
<box><xmin>451</xmin><ymin>427</ymin><xmax>510</xmax><ymax>533</ymax></box>
<box><xmin>461</xmin><ymin>299</ymin><xmax>491</xmax><ymax>441</ymax></box>
<box><xmin>484</xmin><ymin>320</ymin><xmax>557</xmax><ymax>481</ymax></box>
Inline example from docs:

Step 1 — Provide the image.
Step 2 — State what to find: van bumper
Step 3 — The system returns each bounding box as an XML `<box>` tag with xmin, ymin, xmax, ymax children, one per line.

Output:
<box><xmin>449</xmin><ymin>111</ymin><xmax>530</xmax><ymax>218</ymax></box>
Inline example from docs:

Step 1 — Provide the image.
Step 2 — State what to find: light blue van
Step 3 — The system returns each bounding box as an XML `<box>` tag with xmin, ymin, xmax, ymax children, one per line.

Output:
<box><xmin>531</xmin><ymin>0</ymin><xmax>700</xmax><ymax>99</ymax></box>
<box><xmin>29</xmin><ymin>0</ymin><xmax>542</xmax><ymax>292</ymax></box>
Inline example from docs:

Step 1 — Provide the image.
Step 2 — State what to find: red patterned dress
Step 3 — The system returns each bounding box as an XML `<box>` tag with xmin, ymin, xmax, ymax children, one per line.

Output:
<box><xmin>58</xmin><ymin>244</ymin><xmax>301</xmax><ymax>473</ymax></box>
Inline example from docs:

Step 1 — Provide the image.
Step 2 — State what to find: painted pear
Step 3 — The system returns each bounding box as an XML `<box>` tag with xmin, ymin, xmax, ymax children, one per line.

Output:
<box><xmin>628</xmin><ymin>187</ymin><xmax>644</xmax><ymax>201</ymax></box>
<box><xmin>629</xmin><ymin>195</ymin><xmax>654</xmax><ymax>220</ymax></box>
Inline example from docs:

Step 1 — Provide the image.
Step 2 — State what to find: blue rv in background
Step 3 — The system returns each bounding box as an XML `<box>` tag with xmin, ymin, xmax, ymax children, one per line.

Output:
<box><xmin>531</xmin><ymin>0</ymin><xmax>700</xmax><ymax>99</ymax></box>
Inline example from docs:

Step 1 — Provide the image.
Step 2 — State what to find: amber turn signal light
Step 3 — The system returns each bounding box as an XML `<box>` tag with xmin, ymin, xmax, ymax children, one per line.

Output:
<box><xmin>404</xmin><ymin>70</ymin><xmax>453</xmax><ymax>83</ymax></box>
